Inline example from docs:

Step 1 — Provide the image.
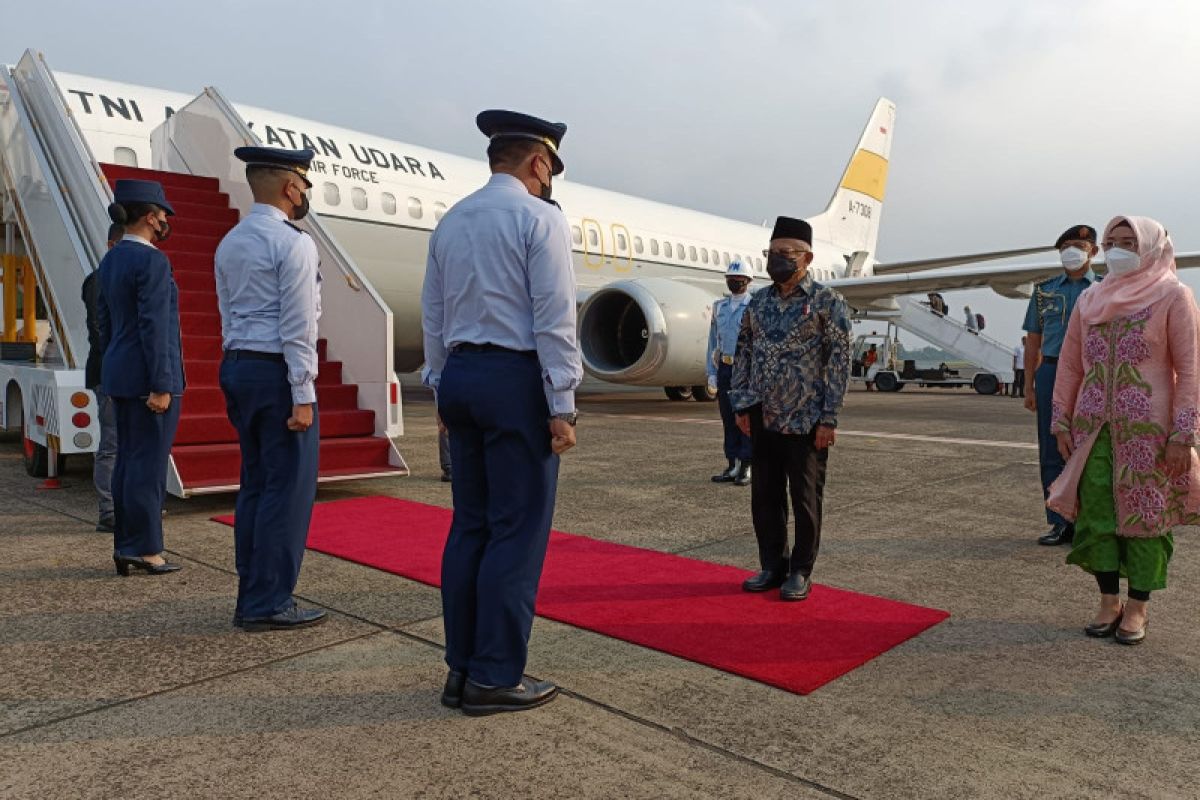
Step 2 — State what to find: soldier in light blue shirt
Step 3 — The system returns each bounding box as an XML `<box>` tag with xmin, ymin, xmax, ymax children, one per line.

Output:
<box><xmin>422</xmin><ymin>109</ymin><xmax>582</xmax><ymax>717</ymax></box>
<box><xmin>214</xmin><ymin>146</ymin><xmax>326</xmax><ymax>631</ymax></box>
<box><xmin>1023</xmin><ymin>223</ymin><xmax>1100</xmax><ymax>546</ymax></box>
<box><xmin>706</xmin><ymin>260</ymin><xmax>754</xmax><ymax>485</ymax></box>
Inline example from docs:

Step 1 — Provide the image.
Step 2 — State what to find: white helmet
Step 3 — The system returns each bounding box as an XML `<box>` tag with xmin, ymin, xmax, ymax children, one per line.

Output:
<box><xmin>725</xmin><ymin>260</ymin><xmax>753</xmax><ymax>279</ymax></box>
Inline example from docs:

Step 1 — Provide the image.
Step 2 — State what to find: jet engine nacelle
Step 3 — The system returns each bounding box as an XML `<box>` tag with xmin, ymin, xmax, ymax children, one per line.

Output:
<box><xmin>577</xmin><ymin>278</ymin><xmax>716</xmax><ymax>387</ymax></box>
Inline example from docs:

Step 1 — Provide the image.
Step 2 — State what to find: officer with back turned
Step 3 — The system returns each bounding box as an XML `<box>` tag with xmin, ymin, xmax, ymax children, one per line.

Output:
<box><xmin>215</xmin><ymin>146</ymin><xmax>327</xmax><ymax>631</ymax></box>
<box><xmin>422</xmin><ymin>109</ymin><xmax>582</xmax><ymax>716</ymax></box>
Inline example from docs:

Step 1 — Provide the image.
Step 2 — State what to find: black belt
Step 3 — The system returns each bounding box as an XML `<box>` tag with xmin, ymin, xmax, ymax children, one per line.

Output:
<box><xmin>1042</xmin><ymin>356</ymin><xmax>1058</xmax><ymax>365</ymax></box>
<box><xmin>451</xmin><ymin>342</ymin><xmax>536</xmax><ymax>357</ymax></box>
<box><xmin>224</xmin><ymin>349</ymin><xmax>284</xmax><ymax>363</ymax></box>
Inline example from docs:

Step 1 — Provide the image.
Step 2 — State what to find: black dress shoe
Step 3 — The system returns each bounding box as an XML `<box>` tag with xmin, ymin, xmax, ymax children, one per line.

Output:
<box><xmin>460</xmin><ymin>677</ymin><xmax>559</xmax><ymax>716</ymax></box>
<box><xmin>242</xmin><ymin>606</ymin><xmax>328</xmax><ymax>632</ymax></box>
<box><xmin>711</xmin><ymin>461</ymin><xmax>737</xmax><ymax>483</ymax></box>
<box><xmin>1084</xmin><ymin>608</ymin><xmax>1123</xmax><ymax>638</ymax></box>
<box><xmin>96</xmin><ymin>517</ymin><xmax>115</xmax><ymax>533</ymax></box>
<box><xmin>780</xmin><ymin>571</ymin><xmax>812</xmax><ymax>602</ymax></box>
<box><xmin>1115</xmin><ymin>621</ymin><xmax>1147</xmax><ymax>646</ymax></box>
<box><xmin>742</xmin><ymin>569</ymin><xmax>786</xmax><ymax>593</ymax></box>
<box><xmin>113</xmin><ymin>554</ymin><xmax>182</xmax><ymax>576</ymax></box>
<box><xmin>441</xmin><ymin>670</ymin><xmax>466</xmax><ymax>708</ymax></box>
<box><xmin>440</xmin><ymin>470</ymin><xmax>452</xmax><ymax>483</ymax></box>
<box><xmin>1037</xmin><ymin>524</ymin><xmax>1074</xmax><ymax>546</ymax></box>
<box><xmin>733</xmin><ymin>462</ymin><xmax>751</xmax><ymax>487</ymax></box>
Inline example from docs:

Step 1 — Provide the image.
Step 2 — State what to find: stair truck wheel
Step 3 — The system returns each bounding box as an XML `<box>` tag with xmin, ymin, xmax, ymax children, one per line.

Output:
<box><xmin>664</xmin><ymin>386</ymin><xmax>694</xmax><ymax>401</ymax></box>
<box><xmin>874</xmin><ymin>372</ymin><xmax>899</xmax><ymax>392</ymax></box>
<box><xmin>973</xmin><ymin>373</ymin><xmax>1000</xmax><ymax>395</ymax></box>
<box><xmin>692</xmin><ymin>384</ymin><xmax>717</xmax><ymax>402</ymax></box>
<box><xmin>22</xmin><ymin>424</ymin><xmax>64</xmax><ymax>477</ymax></box>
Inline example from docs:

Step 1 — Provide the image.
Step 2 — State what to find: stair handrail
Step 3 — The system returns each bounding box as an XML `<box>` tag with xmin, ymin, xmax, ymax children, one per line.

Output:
<box><xmin>150</xmin><ymin>86</ymin><xmax>403</xmax><ymax>441</ymax></box>
<box><xmin>0</xmin><ymin>50</ymin><xmax>113</xmax><ymax>367</ymax></box>
<box><xmin>904</xmin><ymin>297</ymin><xmax>1015</xmax><ymax>353</ymax></box>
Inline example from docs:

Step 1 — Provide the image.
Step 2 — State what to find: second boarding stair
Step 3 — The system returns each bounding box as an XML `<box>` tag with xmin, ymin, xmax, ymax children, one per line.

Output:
<box><xmin>101</xmin><ymin>163</ymin><xmax>406</xmax><ymax>494</ymax></box>
<box><xmin>876</xmin><ymin>296</ymin><xmax>1016</xmax><ymax>383</ymax></box>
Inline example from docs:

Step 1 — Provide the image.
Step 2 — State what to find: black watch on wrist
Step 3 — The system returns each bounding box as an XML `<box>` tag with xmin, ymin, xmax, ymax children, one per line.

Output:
<box><xmin>552</xmin><ymin>411</ymin><xmax>578</xmax><ymax>427</ymax></box>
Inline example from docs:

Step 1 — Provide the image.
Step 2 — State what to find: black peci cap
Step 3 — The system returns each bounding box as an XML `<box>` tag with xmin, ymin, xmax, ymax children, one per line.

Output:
<box><xmin>770</xmin><ymin>216</ymin><xmax>812</xmax><ymax>245</ymax></box>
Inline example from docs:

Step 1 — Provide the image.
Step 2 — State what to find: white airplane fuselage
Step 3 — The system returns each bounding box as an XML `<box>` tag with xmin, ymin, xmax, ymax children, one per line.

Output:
<box><xmin>59</xmin><ymin>71</ymin><xmax>891</xmax><ymax>383</ymax></box>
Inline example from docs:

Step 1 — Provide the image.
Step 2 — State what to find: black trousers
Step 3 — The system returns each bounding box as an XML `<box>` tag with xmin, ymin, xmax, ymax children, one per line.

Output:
<box><xmin>749</xmin><ymin>407</ymin><xmax>828</xmax><ymax>577</ymax></box>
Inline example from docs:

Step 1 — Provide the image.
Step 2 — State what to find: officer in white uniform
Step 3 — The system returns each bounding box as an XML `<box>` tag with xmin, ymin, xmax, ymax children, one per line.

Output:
<box><xmin>215</xmin><ymin>146</ymin><xmax>326</xmax><ymax>632</ymax></box>
<box><xmin>422</xmin><ymin>109</ymin><xmax>582</xmax><ymax>716</ymax></box>
<box><xmin>707</xmin><ymin>261</ymin><xmax>754</xmax><ymax>485</ymax></box>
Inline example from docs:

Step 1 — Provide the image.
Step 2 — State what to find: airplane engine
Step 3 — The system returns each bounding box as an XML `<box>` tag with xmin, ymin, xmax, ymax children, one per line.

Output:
<box><xmin>577</xmin><ymin>278</ymin><xmax>716</xmax><ymax>387</ymax></box>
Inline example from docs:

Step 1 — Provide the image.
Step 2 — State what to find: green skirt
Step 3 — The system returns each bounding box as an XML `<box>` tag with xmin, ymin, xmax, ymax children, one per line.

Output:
<box><xmin>1066</xmin><ymin>425</ymin><xmax>1173</xmax><ymax>591</ymax></box>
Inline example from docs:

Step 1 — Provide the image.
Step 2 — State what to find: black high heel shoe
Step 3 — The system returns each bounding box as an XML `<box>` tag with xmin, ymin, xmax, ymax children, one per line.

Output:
<box><xmin>113</xmin><ymin>554</ymin><xmax>183</xmax><ymax>576</ymax></box>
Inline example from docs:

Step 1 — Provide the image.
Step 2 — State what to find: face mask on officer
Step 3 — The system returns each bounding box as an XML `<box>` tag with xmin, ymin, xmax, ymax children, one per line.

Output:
<box><xmin>287</xmin><ymin>180</ymin><xmax>311</xmax><ymax>221</ymax></box>
<box><xmin>726</xmin><ymin>277</ymin><xmax>750</xmax><ymax>294</ymax></box>
<box><xmin>149</xmin><ymin>210</ymin><xmax>171</xmax><ymax>243</ymax></box>
<box><xmin>1059</xmin><ymin>246</ymin><xmax>1089</xmax><ymax>271</ymax></box>
<box><xmin>533</xmin><ymin>151</ymin><xmax>553</xmax><ymax>202</ymax></box>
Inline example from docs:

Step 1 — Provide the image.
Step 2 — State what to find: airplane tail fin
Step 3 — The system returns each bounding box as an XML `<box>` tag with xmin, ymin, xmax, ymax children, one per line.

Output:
<box><xmin>818</xmin><ymin>98</ymin><xmax>895</xmax><ymax>259</ymax></box>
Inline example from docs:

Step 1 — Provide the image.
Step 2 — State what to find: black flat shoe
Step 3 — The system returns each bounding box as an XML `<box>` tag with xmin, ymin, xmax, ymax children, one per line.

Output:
<box><xmin>1037</xmin><ymin>524</ymin><xmax>1074</xmax><ymax>546</ymax></box>
<box><xmin>242</xmin><ymin>606</ymin><xmax>328</xmax><ymax>631</ymax></box>
<box><xmin>711</xmin><ymin>462</ymin><xmax>737</xmax><ymax>483</ymax></box>
<box><xmin>113</xmin><ymin>555</ymin><xmax>182</xmax><ymax>576</ymax></box>
<box><xmin>441</xmin><ymin>670</ymin><xmax>466</xmax><ymax>708</ymax></box>
<box><xmin>440</xmin><ymin>470</ymin><xmax>452</xmax><ymax>483</ymax></box>
<box><xmin>1084</xmin><ymin>608</ymin><xmax>1123</xmax><ymax>638</ymax></box>
<box><xmin>780</xmin><ymin>571</ymin><xmax>812</xmax><ymax>602</ymax></box>
<box><xmin>1115</xmin><ymin>621</ymin><xmax>1147</xmax><ymax>646</ymax></box>
<box><xmin>460</xmin><ymin>677</ymin><xmax>559</xmax><ymax>716</ymax></box>
<box><xmin>742</xmin><ymin>569</ymin><xmax>786</xmax><ymax>593</ymax></box>
<box><xmin>732</xmin><ymin>463</ymin><xmax>752</xmax><ymax>487</ymax></box>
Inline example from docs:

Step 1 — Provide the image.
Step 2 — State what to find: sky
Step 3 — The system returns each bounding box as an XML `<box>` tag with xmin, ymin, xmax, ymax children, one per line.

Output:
<box><xmin>5</xmin><ymin>0</ymin><xmax>1200</xmax><ymax>350</ymax></box>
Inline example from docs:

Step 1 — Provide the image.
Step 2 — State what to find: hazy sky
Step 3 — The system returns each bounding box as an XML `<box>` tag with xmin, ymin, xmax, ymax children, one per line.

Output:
<box><xmin>5</xmin><ymin>0</ymin><xmax>1200</xmax><ymax>349</ymax></box>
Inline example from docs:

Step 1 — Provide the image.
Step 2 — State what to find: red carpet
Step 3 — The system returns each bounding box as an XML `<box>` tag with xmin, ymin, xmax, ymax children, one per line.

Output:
<box><xmin>215</xmin><ymin>496</ymin><xmax>948</xmax><ymax>694</ymax></box>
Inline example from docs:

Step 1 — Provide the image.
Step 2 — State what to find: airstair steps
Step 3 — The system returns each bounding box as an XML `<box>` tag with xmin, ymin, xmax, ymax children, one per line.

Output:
<box><xmin>891</xmin><ymin>297</ymin><xmax>1015</xmax><ymax>382</ymax></box>
<box><xmin>101</xmin><ymin>162</ymin><xmax>404</xmax><ymax>493</ymax></box>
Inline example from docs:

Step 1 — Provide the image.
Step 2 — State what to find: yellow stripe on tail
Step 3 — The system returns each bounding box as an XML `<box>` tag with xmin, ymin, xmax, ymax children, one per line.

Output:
<box><xmin>839</xmin><ymin>149</ymin><xmax>888</xmax><ymax>202</ymax></box>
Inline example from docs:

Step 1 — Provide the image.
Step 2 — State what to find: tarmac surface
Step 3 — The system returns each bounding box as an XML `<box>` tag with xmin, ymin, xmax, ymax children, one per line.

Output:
<box><xmin>3</xmin><ymin>381</ymin><xmax>1199</xmax><ymax>799</ymax></box>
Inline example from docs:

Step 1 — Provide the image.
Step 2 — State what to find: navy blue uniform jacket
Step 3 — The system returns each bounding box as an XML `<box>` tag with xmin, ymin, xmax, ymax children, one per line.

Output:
<box><xmin>96</xmin><ymin>240</ymin><xmax>185</xmax><ymax>398</ymax></box>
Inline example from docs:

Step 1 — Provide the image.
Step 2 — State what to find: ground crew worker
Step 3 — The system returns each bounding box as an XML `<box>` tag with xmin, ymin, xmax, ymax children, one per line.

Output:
<box><xmin>82</xmin><ymin>222</ymin><xmax>125</xmax><ymax>533</ymax></box>
<box><xmin>732</xmin><ymin>216</ymin><xmax>852</xmax><ymax>601</ymax></box>
<box><xmin>707</xmin><ymin>260</ymin><xmax>753</xmax><ymax>486</ymax></box>
<box><xmin>422</xmin><ymin>109</ymin><xmax>582</xmax><ymax>716</ymax></box>
<box><xmin>97</xmin><ymin>180</ymin><xmax>184</xmax><ymax>576</ymax></box>
<box><xmin>215</xmin><ymin>146</ymin><xmax>326</xmax><ymax>631</ymax></box>
<box><xmin>1024</xmin><ymin>223</ymin><xmax>1099</xmax><ymax>546</ymax></box>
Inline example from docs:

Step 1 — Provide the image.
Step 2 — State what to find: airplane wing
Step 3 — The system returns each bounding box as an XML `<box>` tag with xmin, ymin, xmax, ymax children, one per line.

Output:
<box><xmin>833</xmin><ymin>252</ymin><xmax>1200</xmax><ymax>308</ymax></box>
<box><xmin>871</xmin><ymin>246</ymin><xmax>1052</xmax><ymax>275</ymax></box>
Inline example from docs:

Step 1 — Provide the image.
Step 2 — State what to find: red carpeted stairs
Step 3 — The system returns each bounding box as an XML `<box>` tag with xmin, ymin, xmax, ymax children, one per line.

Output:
<box><xmin>102</xmin><ymin>164</ymin><xmax>401</xmax><ymax>493</ymax></box>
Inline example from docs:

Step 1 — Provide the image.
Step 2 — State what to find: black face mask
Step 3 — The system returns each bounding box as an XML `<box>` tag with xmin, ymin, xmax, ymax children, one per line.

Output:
<box><xmin>151</xmin><ymin>216</ymin><xmax>171</xmax><ymax>243</ymax></box>
<box><xmin>535</xmin><ymin>157</ymin><xmax>553</xmax><ymax>202</ymax></box>
<box><xmin>766</xmin><ymin>252</ymin><xmax>799</xmax><ymax>284</ymax></box>
<box><xmin>726</xmin><ymin>278</ymin><xmax>749</xmax><ymax>294</ymax></box>
<box><xmin>292</xmin><ymin>191</ymin><xmax>311</xmax><ymax>221</ymax></box>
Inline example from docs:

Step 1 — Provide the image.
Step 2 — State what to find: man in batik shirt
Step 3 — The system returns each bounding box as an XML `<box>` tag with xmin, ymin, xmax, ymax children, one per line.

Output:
<box><xmin>731</xmin><ymin>216</ymin><xmax>852</xmax><ymax>601</ymax></box>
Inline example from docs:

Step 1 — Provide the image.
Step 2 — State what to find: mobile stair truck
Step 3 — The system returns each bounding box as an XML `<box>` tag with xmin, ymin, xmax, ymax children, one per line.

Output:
<box><xmin>0</xmin><ymin>50</ymin><xmax>407</xmax><ymax>494</ymax></box>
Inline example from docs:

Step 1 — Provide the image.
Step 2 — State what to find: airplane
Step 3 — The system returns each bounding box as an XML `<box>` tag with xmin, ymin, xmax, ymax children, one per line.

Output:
<box><xmin>52</xmin><ymin>70</ymin><xmax>1199</xmax><ymax>401</ymax></box>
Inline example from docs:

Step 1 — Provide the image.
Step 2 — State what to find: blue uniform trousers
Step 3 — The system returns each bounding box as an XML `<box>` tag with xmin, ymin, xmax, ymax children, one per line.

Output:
<box><xmin>111</xmin><ymin>396</ymin><xmax>180</xmax><ymax>556</ymax></box>
<box><xmin>220</xmin><ymin>358</ymin><xmax>320</xmax><ymax>619</ymax></box>
<box><xmin>716</xmin><ymin>362</ymin><xmax>752</xmax><ymax>462</ymax></box>
<box><xmin>438</xmin><ymin>350</ymin><xmax>559</xmax><ymax>688</ymax></box>
<box><xmin>1035</xmin><ymin>361</ymin><xmax>1068</xmax><ymax>527</ymax></box>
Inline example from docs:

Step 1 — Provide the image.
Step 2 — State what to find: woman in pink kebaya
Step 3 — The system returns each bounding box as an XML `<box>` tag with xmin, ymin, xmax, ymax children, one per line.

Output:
<box><xmin>1048</xmin><ymin>215</ymin><xmax>1200</xmax><ymax>645</ymax></box>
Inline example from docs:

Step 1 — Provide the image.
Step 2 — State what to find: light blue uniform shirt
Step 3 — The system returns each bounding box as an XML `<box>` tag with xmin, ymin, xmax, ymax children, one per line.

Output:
<box><xmin>1022</xmin><ymin>269</ymin><xmax>1096</xmax><ymax>358</ymax></box>
<box><xmin>214</xmin><ymin>203</ymin><xmax>322</xmax><ymax>404</ymax></box>
<box><xmin>421</xmin><ymin>173</ymin><xmax>582</xmax><ymax>414</ymax></box>
<box><xmin>706</xmin><ymin>292</ymin><xmax>751</xmax><ymax>381</ymax></box>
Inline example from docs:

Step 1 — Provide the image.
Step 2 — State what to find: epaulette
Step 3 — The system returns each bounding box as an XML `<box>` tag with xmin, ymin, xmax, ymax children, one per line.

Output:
<box><xmin>284</xmin><ymin>221</ymin><xmax>309</xmax><ymax>235</ymax></box>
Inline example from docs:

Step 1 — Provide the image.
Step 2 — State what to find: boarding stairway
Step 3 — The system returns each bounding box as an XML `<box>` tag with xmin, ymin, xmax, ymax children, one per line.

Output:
<box><xmin>0</xmin><ymin>49</ymin><xmax>407</xmax><ymax>495</ymax></box>
<box><xmin>874</xmin><ymin>296</ymin><xmax>1015</xmax><ymax>383</ymax></box>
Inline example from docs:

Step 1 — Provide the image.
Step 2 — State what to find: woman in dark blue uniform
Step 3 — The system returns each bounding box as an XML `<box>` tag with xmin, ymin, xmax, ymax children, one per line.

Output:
<box><xmin>96</xmin><ymin>179</ymin><xmax>186</xmax><ymax>575</ymax></box>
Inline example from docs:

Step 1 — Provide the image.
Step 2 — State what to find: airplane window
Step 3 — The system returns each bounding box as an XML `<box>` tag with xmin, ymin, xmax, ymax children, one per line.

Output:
<box><xmin>323</xmin><ymin>182</ymin><xmax>341</xmax><ymax>206</ymax></box>
<box><xmin>407</xmin><ymin>197</ymin><xmax>423</xmax><ymax>219</ymax></box>
<box><xmin>113</xmin><ymin>147</ymin><xmax>137</xmax><ymax>167</ymax></box>
<box><xmin>676</xmin><ymin>243</ymin><xmax>685</xmax><ymax>260</ymax></box>
<box><xmin>701</xmin><ymin>249</ymin><xmax>709</xmax><ymax>264</ymax></box>
<box><xmin>571</xmin><ymin>226</ymin><xmax>583</xmax><ymax>245</ymax></box>
<box><xmin>634</xmin><ymin>236</ymin><xmax>644</xmax><ymax>254</ymax></box>
<box><xmin>587</xmin><ymin>229</ymin><xmax>599</xmax><ymax>247</ymax></box>
<box><xmin>433</xmin><ymin>201</ymin><xmax>447</xmax><ymax>221</ymax></box>
<box><xmin>689</xmin><ymin>246</ymin><xmax>698</xmax><ymax>261</ymax></box>
<box><xmin>651</xmin><ymin>239</ymin><xmax>660</xmax><ymax>256</ymax></box>
<box><xmin>616</xmin><ymin>232</ymin><xmax>627</xmax><ymax>252</ymax></box>
<box><xmin>756</xmin><ymin>257</ymin><xmax>764</xmax><ymax>270</ymax></box>
<box><xmin>351</xmin><ymin>187</ymin><xmax>368</xmax><ymax>211</ymax></box>
<box><xmin>663</xmin><ymin>242</ymin><xmax>673</xmax><ymax>258</ymax></box>
<box><xmin>723</xmin><ymin>251</ymin><xmax>730</xmax><ymax>265</ymax></box>
<box><xmin>381</xmin><ymin>192</ymin><xmax>397</xmax><ymax>215</ymax></box>
<box><xmin>711</xmin><ymin>249</ymin><xmax>719</xmax><ymax>264</ymax></box>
